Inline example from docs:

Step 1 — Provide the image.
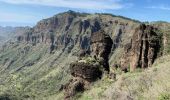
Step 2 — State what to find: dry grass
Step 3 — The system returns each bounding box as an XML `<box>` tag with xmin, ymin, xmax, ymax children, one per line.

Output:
<box><xmin>78</xmin><ymin>55</ymin><xmax>170</xmax><ymax>100</ymax></box>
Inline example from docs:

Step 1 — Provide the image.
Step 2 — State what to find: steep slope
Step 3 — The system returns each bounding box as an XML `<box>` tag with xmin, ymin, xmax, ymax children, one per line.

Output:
<box><xmin>0</xmin><ymin>11</ymin><xmax>167</xmax><ymax>100</ymax></box>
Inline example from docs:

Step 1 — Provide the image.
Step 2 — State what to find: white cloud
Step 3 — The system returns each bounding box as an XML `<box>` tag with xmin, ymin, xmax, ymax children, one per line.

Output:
<box><xmin>147</xmin><ymin>5</ymin><xmax>170</xmax><ymax>11</ymax></box>
<box><xmin>0</xmin><ymin>0</ymin><xmax>125</xmax><ymax>10</ymax></box>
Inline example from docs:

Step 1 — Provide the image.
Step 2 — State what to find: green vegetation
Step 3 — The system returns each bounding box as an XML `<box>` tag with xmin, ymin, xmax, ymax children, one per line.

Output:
<box><xmin>158</xmin><ymin>93</ymin><xmax>170</xmax><ymax>100</ymax></box>
<box><xmin>79</xmin><ymin>56</ymin><xmax>98</xmax><ymax>64</ymax></box>
<box><xmin>0</xmin><ymin>42</ymin><xmax>77</xmax><ymax>99</ymax></box>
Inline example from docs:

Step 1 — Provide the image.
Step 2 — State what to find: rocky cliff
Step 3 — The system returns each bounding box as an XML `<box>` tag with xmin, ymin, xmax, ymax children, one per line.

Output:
<box><xmin>121</xmin><ymin>24</ymin><xmax>161</xmax><ymax>71</ymax></box>
<box><xmin>14</xmin><ymin>11</ymin><xmax>142</xmax><ymax>67</ymax></box>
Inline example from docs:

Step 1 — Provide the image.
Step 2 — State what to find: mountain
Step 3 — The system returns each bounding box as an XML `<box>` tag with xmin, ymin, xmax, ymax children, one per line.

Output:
<box><xmin>0</xmin><ymin>11</ymin><xmax>169</xmax><ymax>100</ymax></box>
<box><xmin>0</xmin><ymin>26</ymin><xmax>30</xmax><ymax>45</ymax></box>
<box><xmin>0</xmin><ymin>26</ymin><xmax>14</xmax><ymax>44</ymax></box>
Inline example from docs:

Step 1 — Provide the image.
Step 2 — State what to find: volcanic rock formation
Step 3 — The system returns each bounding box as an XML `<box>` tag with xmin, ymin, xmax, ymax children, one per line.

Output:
<box><xmin>64</xmin><ymin>30</ymin><xmax>113</xmax><ymax>99</ymax></box>
<box><xmin>121</xmin><ymin>24</ymin><xmax>161</xmax><ymax>71</ymax></box>
<box><xmin>90</xmin><ymin>30</ymin><xmax>113</xmax><ymax>71</ymax></box>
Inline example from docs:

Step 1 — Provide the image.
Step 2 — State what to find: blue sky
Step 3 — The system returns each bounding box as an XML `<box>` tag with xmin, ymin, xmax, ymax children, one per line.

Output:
<box><xmin>0</xmin><ymin>0</ymin><xmax>170</xmax><ymax>26</ymax></box>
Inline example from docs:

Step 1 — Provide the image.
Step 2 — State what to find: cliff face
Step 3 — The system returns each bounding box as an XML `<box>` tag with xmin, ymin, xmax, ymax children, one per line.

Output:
<box><xmin>15</xmin><ymin>11</ymin><xmax>102</xmax><ymax>52</ymax></box>
<box><xmin>121</xmin><ymin>24</ymin><xmax>161</xmax><ymax>71</ymax></box>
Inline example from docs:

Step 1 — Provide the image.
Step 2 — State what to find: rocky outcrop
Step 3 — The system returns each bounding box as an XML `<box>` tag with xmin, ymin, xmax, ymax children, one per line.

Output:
<box><xmin>90</xmin><ymin>30</ymin><xmax>113</xmax><ymax>71</ymax></box>
<box><xmin>64</xmin><ymin>59</ymin><xmax>102</xmax><ymax>99</ymax></box>
<box><xmin>64</xmin><ymin>30</ymin><xmax>113</xmax><ymax>99</ymax></box>
<box><xmin>70</xmin><ymin>62</ymin><xmax>102</xmax><ymax>82</ymax></box>
<box><xmin>121</xmin><ymin>24</ymin><xmax>161</xmax><ymax>71</ymax></box>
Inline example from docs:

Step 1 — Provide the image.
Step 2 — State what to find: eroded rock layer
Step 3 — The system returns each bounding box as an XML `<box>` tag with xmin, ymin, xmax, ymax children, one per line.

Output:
<box><xmin>121</xmin><ymin>24</ymin><xmax>161</xmax><ymax>71</ymax></box>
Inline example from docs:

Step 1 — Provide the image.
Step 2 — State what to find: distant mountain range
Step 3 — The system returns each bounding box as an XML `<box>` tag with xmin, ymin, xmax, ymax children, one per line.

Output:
<box><xmin>0</xmin><ymin>26</ymin><xmax>30</xmax><ymax>44</ymax></box>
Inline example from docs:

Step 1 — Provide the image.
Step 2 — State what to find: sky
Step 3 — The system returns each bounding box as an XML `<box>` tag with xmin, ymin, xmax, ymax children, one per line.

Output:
<box><xmin>0</xmin><ymin>0</ymin><xmax>170</xmax><ymax>26</ymax></box>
